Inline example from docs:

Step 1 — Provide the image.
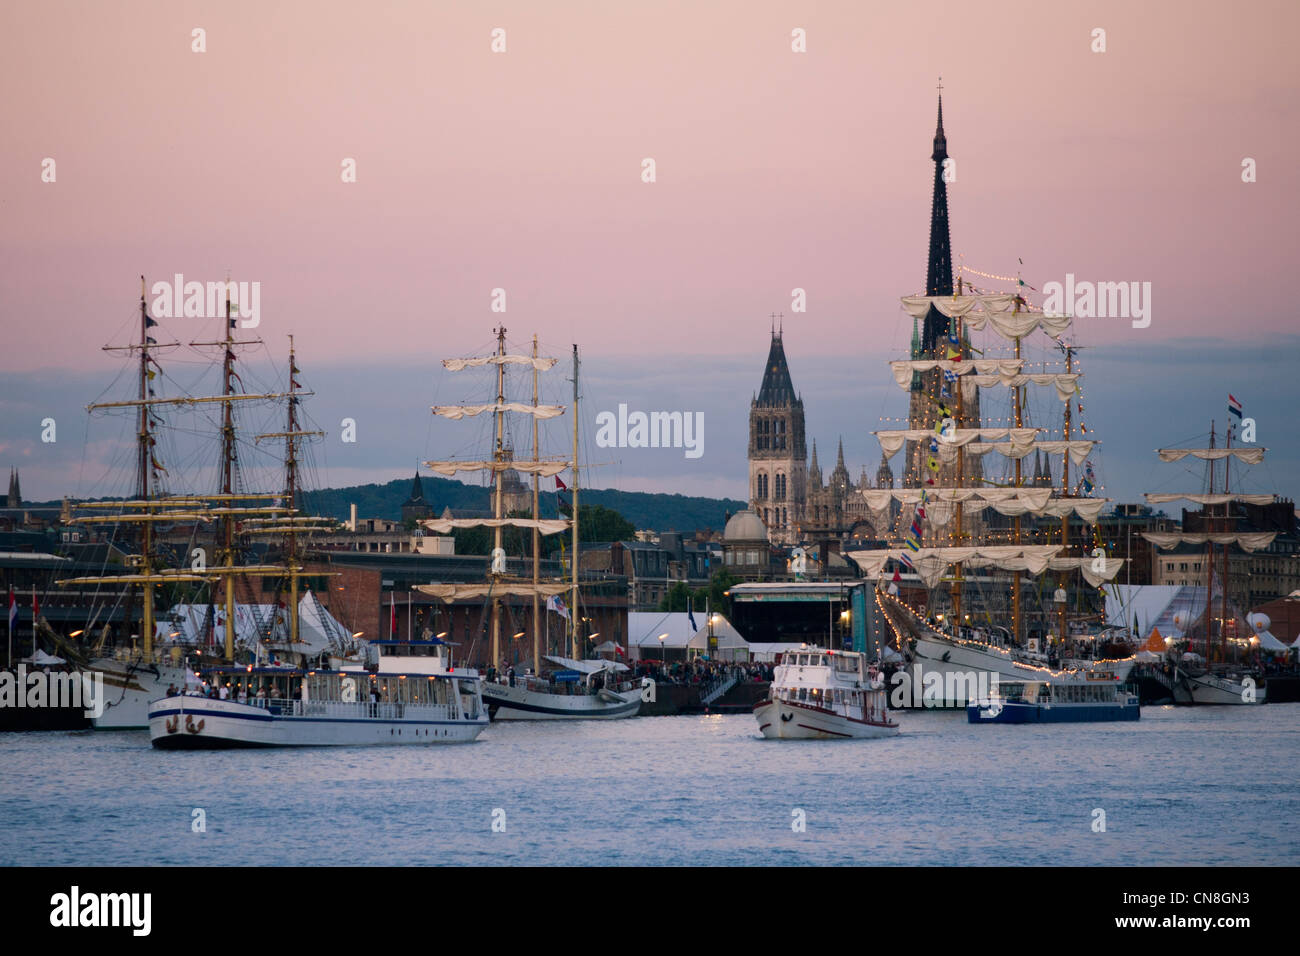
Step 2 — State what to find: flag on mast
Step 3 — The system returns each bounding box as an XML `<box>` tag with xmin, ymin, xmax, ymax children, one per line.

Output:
<box><xmin>1228</xmin><ymin>394</ymin><xmax>1242</xmax><ymax>420</ymax></box>
<box><xmin>7</xmin><ymin>587</ymin><xmax>16</xmax><ymax>633</ymax></box>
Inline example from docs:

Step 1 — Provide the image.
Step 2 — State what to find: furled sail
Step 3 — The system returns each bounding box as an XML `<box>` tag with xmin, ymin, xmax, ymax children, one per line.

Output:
<box><xmin>1142</xmin><ymin>532</ymin><xmax>1276</xmax><ymax>552</ymax></box>
<box><xmin>1156</xmin><ymin>447</ymin><xmax>1265</xmax><ymax>464</ymax></box>
<box><xmin>887</xmin><ymin>361</ymin><xmax>1080</xmax><ymax>401</ymax></box>
<box><xmin>414</xmin><ymin>582</ymin><xmax>572</xmax><ymax>602</ymax></box>
<box><xmin>423</xmin><ymin>460</ymin><xmax>570</xmax><ymax>477</ymax></box>
<box><xmin>860</xmin><ymin>487</ymin><xmax>1054</xmax><ymax>508</ymax></box>
<box><xmin>848</xmin><ymin>546</ymin><xmax>1065</xmax><ymax>588</ymax></box>
<box><xmin>899</xmin><ymin>295</ymin><xmax>1072</xmax><ymax>339</ymax></box>
<box><xmin>1144</xmin><ymin>492</ymin><xmax>1275</xmax><ymax>506</ymax></box>
<box><xmin>1046</xmin><ymin>556</ymin><xmax>1126</xmax><ymax>587</ymax></box>
<box><xmin>421</xmin><ymin>517</ymin><xmax>570</xmax><ymax>534</ymax></box>
<box><xmin>432</xmin><ymin>402</ymin><xmax>565</xmax><ymax>420</ymax></box>
<box><xmin>442</xmin><ymin>355</ymin><xmax>557</xmax><ymax>371</ymax></box>
<box><xmin>873</xmin><ymin>427</ymin><xmax>1040</xmax><ymax>457</ymax></box>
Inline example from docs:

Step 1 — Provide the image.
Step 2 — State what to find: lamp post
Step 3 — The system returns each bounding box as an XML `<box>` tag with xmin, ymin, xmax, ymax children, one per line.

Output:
<box><xmin>658</xmin><ymin>632</ymin><xmax>667</xmax><ymax>664</ymax></box>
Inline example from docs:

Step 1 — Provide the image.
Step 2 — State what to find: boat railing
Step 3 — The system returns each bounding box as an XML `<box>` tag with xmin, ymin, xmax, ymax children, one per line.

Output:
<box><xmin>251</xmin><ymin>698</ymin><xmax>460</xmax><ymax>721</ymax></box>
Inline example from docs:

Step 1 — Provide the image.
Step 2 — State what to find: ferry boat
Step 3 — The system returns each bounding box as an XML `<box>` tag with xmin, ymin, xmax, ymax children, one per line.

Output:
<box><xmin>481</xmin><ymin>655</ymin><xmax>644</xmax><ymax>720</ymax></box>
<box><xmin>966</xmin><ymin>675</ymin><xmax>1140</xmax><ymax>723</ymax></box>
<box><xmin>754</xmin><ymin>648</ymin><xmax>898</xmax><ymax>740</ymax></box>
<box><xmin>148</xmin><ymin>639</ymin><xmax>487</xmax><ymax>748</ymax></box>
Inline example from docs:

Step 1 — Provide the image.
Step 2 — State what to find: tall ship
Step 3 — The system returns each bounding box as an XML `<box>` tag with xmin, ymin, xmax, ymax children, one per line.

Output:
<box><xmin>1139</xmin><ymin>420</ymin><xmax>1272</xmax><ymax>705</ymax></box>
<box><xmin>846</xmin><ymin>93</ymin><xmax>1133</xmax><ymax>707</ymax></box>
<box><xmin>416</xmin><ymin>329</ymin><xmax>645</xmax><ymax>719</ymax></box>
<box><xmin>57</xmin><ymin>279</ymin><xmax>347</xmax><ymax>729</ymax></box>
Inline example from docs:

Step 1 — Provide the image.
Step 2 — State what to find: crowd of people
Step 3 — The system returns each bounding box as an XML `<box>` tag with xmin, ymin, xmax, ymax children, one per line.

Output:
<box><xmin>632</xmin><ymin>659</ymin><xmax>773</xmax><ymax>686</ymax></box>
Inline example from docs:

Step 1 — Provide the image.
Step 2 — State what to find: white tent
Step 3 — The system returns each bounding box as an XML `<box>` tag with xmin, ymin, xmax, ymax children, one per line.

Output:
<box><xmin>627</xmin><ymin>611</ymin><xmax>748</xmax><ymax>659</ymax></box>
<box><xmin>1255</xmin><ymin>630</ymin><xmax>1292</xmax><ymax>653</ymax></box>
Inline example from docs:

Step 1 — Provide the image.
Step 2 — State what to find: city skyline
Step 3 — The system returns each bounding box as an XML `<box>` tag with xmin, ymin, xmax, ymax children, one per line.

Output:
<box><xmin>2</xmin><ymin>0</ymin><xmax>1297</xmax><ymax>511</ymax></box>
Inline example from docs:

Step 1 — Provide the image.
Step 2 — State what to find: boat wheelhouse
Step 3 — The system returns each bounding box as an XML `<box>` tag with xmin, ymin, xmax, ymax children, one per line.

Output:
<box><xmin>967</xmin><ymin>675</ymin><xmax>1139</xmax><ymax>724</ymax></box>
<box><xmin>754</xmin><ymin>647</ymin><xmax>898</xmax><ymax>740</ymax></box>
<box><xmin>149</xmin><ymin>639</ymin><xmax>487</xmax><ymax>748</ymax></box>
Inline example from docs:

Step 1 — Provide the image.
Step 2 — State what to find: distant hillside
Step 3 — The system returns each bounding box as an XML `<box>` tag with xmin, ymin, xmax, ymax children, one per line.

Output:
<box><xmin>303</xmin><ymin>477</ymin><xmax>745</xmax><ymax>532</ymax></box>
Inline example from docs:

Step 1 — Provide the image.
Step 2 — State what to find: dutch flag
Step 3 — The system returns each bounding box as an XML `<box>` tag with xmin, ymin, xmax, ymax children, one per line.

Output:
<box><xmin>1228</xmin><ymin>394</ymin><xmax>1243</xmax><ymax>420</ymax></box>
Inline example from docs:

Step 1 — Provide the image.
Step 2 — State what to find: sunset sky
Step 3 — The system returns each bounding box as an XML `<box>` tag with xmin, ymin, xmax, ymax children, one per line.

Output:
<box><xmin>2</xmin><ymin>0</ymin><xmax>1296</xmax><ymax>510</ymax></box>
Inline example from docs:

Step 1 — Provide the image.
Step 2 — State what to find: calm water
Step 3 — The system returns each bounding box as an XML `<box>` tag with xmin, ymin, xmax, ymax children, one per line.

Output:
<box><xmin>2</xmin><ymin>704</ymin><xmax>1297</xmax><ymax>866</ymax></box>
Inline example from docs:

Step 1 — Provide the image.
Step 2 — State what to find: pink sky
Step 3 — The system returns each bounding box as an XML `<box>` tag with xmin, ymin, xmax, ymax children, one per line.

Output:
<box><xmin>3</xmin><ymin>0</ymin><xmax>1296</xmax><ymax>373</ymax></box>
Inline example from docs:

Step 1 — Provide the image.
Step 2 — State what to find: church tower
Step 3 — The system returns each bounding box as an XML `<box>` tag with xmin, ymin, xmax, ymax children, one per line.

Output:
<box><xmin>400</xmin><ymin>470</ymin><xmax>432</xmax><ymax>524</ymax></box>
<box><xmin>7</xmin><ymin>468</ymin><xmax>20</xmax><ymax>508</ymax></box>
<box><xmin>748</xmin><ymin>324</ymin><xmax>807</xmax><ymax>545</ymax></box>
<box><xmin>904</xmin><ymin>89</ymin><xmax>983</xmax><ymax>497</ymax></box>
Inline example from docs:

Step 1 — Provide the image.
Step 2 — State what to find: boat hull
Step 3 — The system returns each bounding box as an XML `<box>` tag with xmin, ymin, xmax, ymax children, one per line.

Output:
<box><xmin>754</xmin><ymin>699</ymin><xmax>899</xmax><ymax>740</ymax></box>
<box><xmin>1174</xmin><ymin>673</ymin><xmax>1266</xmax><ymax>706</ymax></box>
<box><xmin>966</xmin><ymin>698</ymin><xmax>1140</xmax><ymax>723</ymax></box>
<box><xmin>86</xmin><ymin>657</ymin><xmax>192</xmax><ymax>730</ymax></box>
<box><xmin>149</xmin><ymin>697</ymin><xmax>487</xmax><ymax>747</ymax></box>
<box><xmin>905</xmin><ymin>635</ymin><xmax>1133</xmax><ymax>709</ymax></box>
<box><xmin>480</xmin><ymin>682</ymin><xmax>642</xmax><ymax>720</ymax></box>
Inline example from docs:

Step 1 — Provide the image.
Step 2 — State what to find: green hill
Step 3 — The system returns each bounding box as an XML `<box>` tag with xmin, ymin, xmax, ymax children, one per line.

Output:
<box><xmin>303</xmin><ymin>477</ymin><xmax>744</xmax><ymax>532</ymax></box>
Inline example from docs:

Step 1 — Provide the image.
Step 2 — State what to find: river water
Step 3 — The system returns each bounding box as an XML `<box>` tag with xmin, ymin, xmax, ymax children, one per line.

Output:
<box><xmin>2</xmin><ymin>704</ymin><xmax>1296</xmax><ymax>866</ymax></box>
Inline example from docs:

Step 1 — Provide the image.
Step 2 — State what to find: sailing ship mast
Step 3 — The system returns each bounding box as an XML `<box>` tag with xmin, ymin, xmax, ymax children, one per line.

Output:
<box><xmin>491</xmin><ymin>327</ymin><xmax>506</xmax><ymax>666</ymax></box>
<box><xmin>59</xmin><ymin>279</ymin><xmax>303</xmax><ymax>658</ymax></box>
<box><xmin>1140</xmin><ymin>437</ymin><xmax>1274</xmax><ymax>665</ymax></box>
<box><xmin>418</xmin><ymin>335</ymin><xmax>573</xmax><ymax>664</ymax></box>
<box><xmin>249</xmin><ymin>336</ymin><xmax>333</xmax><ymax>647</ymax></box>
<box><xmin>531</xmin><ymin>335</ymin><xmax>541</xmax><ymax>672</ymax></box>
<box><xmin>854</xmin><ymin>295</ymin><xmax>1123</xmax><ymax>629</ymax></box>
<box><xmin>570</xmin><ymin>343</ymin><xmax>580</xmax><ymax>659</ymax></box>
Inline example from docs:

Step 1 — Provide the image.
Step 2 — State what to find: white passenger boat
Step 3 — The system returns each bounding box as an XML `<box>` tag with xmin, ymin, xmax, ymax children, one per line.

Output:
<box><xmin>967</xmin><ymin>675</ymin><xmax>1140</xmax><ymax>723</ymax></box>
<box><xmin>481</xmin><ymin>655</ymin><xmax>645</xmax><ymax>720</ymax></box>
<box><xmin>148</xmin><ymin>639</ymin><xmax>487</xmax><ymax>748</ymax></box>
<box><xmin>754</xmin><ymin>648</ymin><xmax>898</xmax><ymax>740</ymax></box>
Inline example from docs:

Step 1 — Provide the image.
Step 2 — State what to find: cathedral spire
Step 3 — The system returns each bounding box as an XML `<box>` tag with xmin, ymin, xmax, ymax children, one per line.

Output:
<box><xmin>922</xmin><ymin>83</ymin><xmax>954</xmax><ymax>352</ymax></box>
<box><xmin>756</xmin><ymin>324</ymin><xmax>797</xmax><ymax>407</ymax></box>
<box><xmin>808</xmin><ymin>440</ymin><xmax>822</xmax><ymax>488</ymax></box>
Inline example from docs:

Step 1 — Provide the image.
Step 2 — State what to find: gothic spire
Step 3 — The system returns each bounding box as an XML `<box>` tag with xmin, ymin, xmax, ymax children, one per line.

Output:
<box><xmin>405</xmin><ymin>469</ymin><xmax>425</xmax><ymax>506</ymax></box>
<box><xmin>756</xmin><ymin>326</ymin><xmax>797</xmax><ymax>407</ymax></box>
<box><xmin>922</xmin><ymin>84</ymin><xmax>954</xmax><ymax>352</ymax></box>
<box><xmin>808</xmin><ymin>440</ymin><xmax>822</xmax><ymax>488</ymax></box>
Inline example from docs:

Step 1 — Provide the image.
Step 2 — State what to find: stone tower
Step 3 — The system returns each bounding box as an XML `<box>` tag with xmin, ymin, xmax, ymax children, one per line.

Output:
<box><xmin>748</xmin><ymin>327</ymin><xmax>807</xmax><ymax>545</ymax></box>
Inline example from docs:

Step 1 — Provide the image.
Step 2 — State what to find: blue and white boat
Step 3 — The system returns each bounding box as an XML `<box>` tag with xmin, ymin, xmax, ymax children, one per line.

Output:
<box><xmin>148</xmin><ymin>639</ymin><xmax>488</xmax><ymax>748</ymax></box>
<box><xmin>967</xmin><ymin>675</ymin><xmax>1139</xmax><ymax>723</ymax></box>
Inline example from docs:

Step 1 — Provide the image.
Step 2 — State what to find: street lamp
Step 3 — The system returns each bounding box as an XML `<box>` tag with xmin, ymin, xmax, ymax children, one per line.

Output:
<box><xmin>658</xmin><ymin>633</ymin><xmax>667</xmax><ymax>663</ymax></box>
